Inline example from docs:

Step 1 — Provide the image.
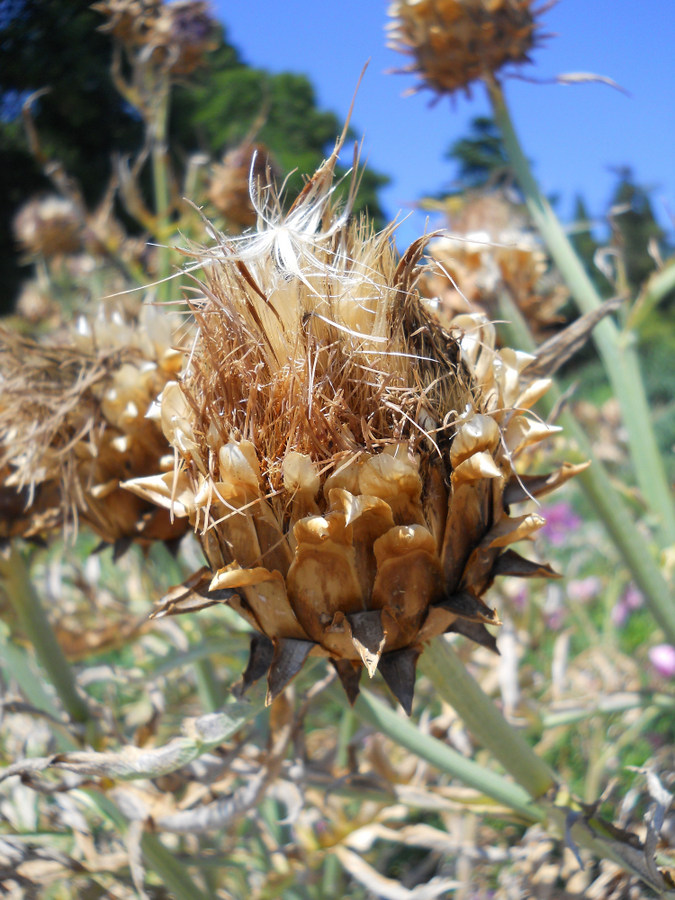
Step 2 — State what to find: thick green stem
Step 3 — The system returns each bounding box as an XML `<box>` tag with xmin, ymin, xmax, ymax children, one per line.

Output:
<box><xmin>498</xmin><ymin>292</ymin><xmax>675</xmax><ymax>644</ymax></box>
<box><xmin>419</xmin><ymin>638</ymin><xmax>555</xmax><ymax>798</ymax></box>
<box><xmin>352</xmin><ymin>688</ymin><xmax>544</xmax><ymax>822</ymax></box>
<box><xmin>487</xmin><ymin>77</ymin><xmax>675</xmax><ymax>547</ymax></box>
<box><xmin>352</xmin><ymin>689</ymin><xmax>674</xmax><ymax>893</ymax></box>
<box><xmin>194</xmin><ymin>657</ymin><xmax>224</xmax><ymax>713</ymax></box>
<box><xmin>0</xmin><ymin>548</ymin><xmax>91</xmax><ymax>725</ymax></box>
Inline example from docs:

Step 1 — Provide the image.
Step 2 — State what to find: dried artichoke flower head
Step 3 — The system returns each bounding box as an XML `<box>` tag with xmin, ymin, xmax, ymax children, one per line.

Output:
<box><xmin>126</xmin><ymin>134</ymin><xmax>581</xmax><ymax>712</ymax></box>
<box><xmin>207</xmin><ymin>141</ymin><xmax>280</xmax><ymax>228</ymax></box>
<box><xmin>0</xmin><ymin>301</ymin><xmax>188</xmax><ymax>548</ymax></box>
<box><xmin>94</xmin><ymin>0</ymin><xmax>216</xmax><ymax>75</ymax></box>
<box><xmin>13</xmin><ymin>195</ymin><xmax>83</xmax><ymax>259</ymax></box>
<box><xmin>423</xmin><ymin>191</ymin><xmax>568</xmax><ymax>338</ymax></box>
<box><xmin>387</xmin><ymin>0</ymin><xmax>545</xmax><ymax>97</ymax></box>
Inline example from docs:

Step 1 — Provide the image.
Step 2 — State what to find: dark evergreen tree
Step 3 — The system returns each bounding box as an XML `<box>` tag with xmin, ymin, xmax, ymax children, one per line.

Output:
<box><xmin>609</xmin><ymin>167</ymin><xmax>669</xmax><ymax>295</ymax></box>
<box><xmin>445</xmin><ymin>115</ymin><xmax>511</xmax><ymax>190</ymax></box>
<box><xmin>569</xmin><ymin>194</ymin><xmax>611</xmax><ymax>297</ymax></box>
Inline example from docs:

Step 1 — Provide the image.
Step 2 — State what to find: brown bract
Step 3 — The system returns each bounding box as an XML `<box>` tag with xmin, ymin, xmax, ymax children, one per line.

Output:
<box><xmin>387</xmin><ymin>0</ymin><xmax>544</xmax><ymax>97</ymax></box>
<box><xmin>125</xmin><ymin>136</ymin><xmax>580</xmax><ymax>712</ymax></box>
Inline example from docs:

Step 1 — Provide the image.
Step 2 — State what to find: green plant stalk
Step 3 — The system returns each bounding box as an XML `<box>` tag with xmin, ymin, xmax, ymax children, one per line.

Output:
<box><xmin>498</xmin><ymin>291</ymin><xmax>675</xmax><ymax>645</ymax></box>
<box><xmin>0</xmin><ymin>622</ymin><xmax>79</xmax><ymax>751</ymax></box>
<box><xmin>487</xmin><ymin>77</ymin><xmax>675</xmax><ymax>547</ymax></box>
<box><xmin>321</xmin><ymin>706</ymin><xmax>355</xmax><ymax>898</ymax></box>
<box><xmin>353</xmin><ymin>690</ymin><xmax>675</xmax><ymax>894</ymax></box>
<box><xmin>352</xmin><ymin>688</ymin><xmax>544</xmax><ymax>822</ymax></box>
<box><xmin>542</xmin><ymin>692</ymin><xmax>675</xmax><ymax>728</ymax></box>
<box><xmin>149</xmin><ymin>72</ymin><xmax>173</xmax><ymax>303</ymax></box>
<box><xmin>141</xmin><ymin>833</ymin><xmax>213</xmax><ymax>900</ymax></box>
<box><xmin>194</xmin><ymin>658</ymin><xmax>224</xmax><ymax>713</ymax></box>
<box><xmin>0</xmin><ymin>547</ymin><xmax>91</xmax><ymax>725</ymax></box>
<box><xmin>629</xmin><ymin>259</ymin><xmax>675</xmax><ymax>332</ymax></box>
<box><xmin>419</xmin><ymin>638</ymin><xmax>555</xmax><ymax>798</ymax></box>
<box><xmin>585</xmin><ymin>707</ymin><xmax>660</xmax><ymax>804</ymax></box>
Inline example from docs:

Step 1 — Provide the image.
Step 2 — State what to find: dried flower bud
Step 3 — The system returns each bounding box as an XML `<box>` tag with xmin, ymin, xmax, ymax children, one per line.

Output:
<box><xmin>94</xmin><ymin>0</ymin><xmax>216</xmax><ymax>75</ymax></box>
<box><xmin>14</xmin><ymin>281</ymin><xmax>58</xmax><ymax>324</ymax></box>
<box><xmin>13</xmin><ymin>195</ymin><xmax>82</xmax><ymax>258</ymax></box>
<box><xmin>208</xmin><ymin>143</ymin><xmax>279</xmax><ymax>227</ymax></box>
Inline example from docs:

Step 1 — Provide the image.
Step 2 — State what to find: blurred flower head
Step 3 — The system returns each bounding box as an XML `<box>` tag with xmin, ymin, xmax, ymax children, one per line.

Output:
<box><xmin>94</xmin><ymin>0</ymin><xmax>217</xmax><ymax>75</ymax></box>
<box><xmin>208</xmin><ymin>142</ymin><xmax>280</xmax><ymax>228</ymax></box>
<box><xmin>539</xmin><ymin>501</ymin><xmax>582</xmax><ymax>547</ymax></box>
<box><xmin>611</xmin><ymin>583</ymin><xmax>644</xmax><ymax>628</ymax></box>
<box><xmin>13</xmin><ymin>195</ymin><xmax>83</xmax><ymax>259</ymax></box>
<box><xmin>387</xmin><ymin>0</ymin><xmax>544</xmax><ymax>97</ymax></box>
<box><xmin>422</xmin><ymin>190</ymin><xmax>567</xmax><ymax>338</ymax></box>
<box><xmin>649</xmin><ymin>644</ymin><xmax>675</xmax><ymax>679</ymax></box>
<box><xmin>566</xmin><ymin>576</ymin><xmax>601</xmax><ymax>604</ymax></box>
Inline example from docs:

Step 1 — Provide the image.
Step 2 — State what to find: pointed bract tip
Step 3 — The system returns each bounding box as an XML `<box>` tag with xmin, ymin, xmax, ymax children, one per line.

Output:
<box><xmin>378</xmin><ymin>646</ymin><xmax>421</xmax><ymax>716</ymax></box>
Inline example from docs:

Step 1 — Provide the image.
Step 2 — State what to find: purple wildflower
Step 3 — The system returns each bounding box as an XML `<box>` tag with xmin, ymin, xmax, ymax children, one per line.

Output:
<box><xmin>539</xmin><ymin>501</ymin><xmax>582</xmax><ymax>547</ymax></box>
<box><xmin>649</xmin><ymin>644</ymin><xmax>675</xmax><ymax>679</ymax></box>
<box><xmin>567</xmin><ymin>576</ymin><xmax>601</xmax><ymax>604</ymax></box>
<box><xmin>611</xmin><ymin>583</ymin><xmax>644</xmax><ymax>628</ymax></box>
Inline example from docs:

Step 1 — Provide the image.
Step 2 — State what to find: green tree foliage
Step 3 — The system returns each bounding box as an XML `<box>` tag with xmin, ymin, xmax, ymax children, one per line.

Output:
<box><xmin>0</xmin><ymin>0</ymin><xmax>387</xmax><ymax>311</ymax></box>
<box><xmin>569</xmin><ymin>194</ymin><xmax>611</xmax><ymax>297</ymax></box>
<box><xmin>445</xmin><ymin>115</ymin><xmax>510</xmax><ymax>190</ymax></box>
<box><xmin>0</xmin><ymin>0</ymin><xmax>144</xmax><ymax>304</ymax></box>
<box><xmin>172</xmin><ymin>63</ymin><xmax>387</xmax><ymax>221</ymax></box>
<box><xmin>609</xmin><ymin>167</ymin><xmax>670</xmax><ymax>296</ymax></box>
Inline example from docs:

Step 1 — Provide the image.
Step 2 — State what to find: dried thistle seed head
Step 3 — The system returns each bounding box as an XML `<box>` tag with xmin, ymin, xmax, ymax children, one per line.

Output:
<box><xmin>14</xmin><ymin>281</ymin><xmax>59</xmax><ymax>325</ymax></box>
<box><xmin>422</xmin><ymin>190</ymin><xmax>567</xmax><ymax>338</ymax></box>
<box><xmin>94</xmin><ymin>0</ymin><xmax>216</xmax><ymax>75</ymax></box>
<box><xmin>0</xmin><ymin>303</ymin><xmax>188</xmax><ymax>548</ymax></box>
<box><xmin>207</xmin><ymin>142</ymin><xmax>280</xmax><ymax>228</ymax></box>
<box><xmin>127</xmin><ymin>134</ymin><xmax>581</xmax><ymax>713</ymax></box>
<box><xmin>387</xmin><ymin>0</ymin><xmax>543</xmax><ymax>97</ymax></box>
<box><xmin>13</xmin><ymin>195</ymin><xmax>83</xmax><ymax>258</ymax></box>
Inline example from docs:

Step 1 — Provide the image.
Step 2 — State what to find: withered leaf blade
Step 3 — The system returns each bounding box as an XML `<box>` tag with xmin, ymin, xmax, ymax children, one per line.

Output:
<box><xmin>378</xmin><ymin>646</ymin><xmax>421</xmax><ymax>716</ymax></box>
<box><xmin>526</xmin><ymin>296</ymin><xmax>622</xmax><ymax>379</ymax></box>
<box><xmin>348</xmin><ymin>610</ymin><xmax>386</xmax><ymax>677</ymax></box>
<box><xmin>151</xmin><ymin>567</ymin><xmax>234</xmax><ymax>618</ymax></box>
<box><xmin>234</xmin><ymin>633</ymin><xmax>275</xmax><ymax>698</ymax></box>
<box><xmin>436</xmin><ymin>590</ymin><xmax>500</xmax><ymax>626</ymax></box>
<box><xmin>503</xmin><ymin>462</ymin><xmax>590</xmax><ymax>506</ymax></box>
<box><xmin>331</xmin><ymin>658</ymin><xmax>362</xmax><ymax>705</ymax></box>
<box><xmin>491</xmin><ymin>549</ymin><xmax>560</xmax><ymax>580</ymax></box>
<box><xmin>266</xmin><ymin>639</ymin><xmax>314</xmax><ymax>705</ymax></box>
<box><xmin>445</xmin><ymin>619</ymin><xmax>499</xmax><ymax>655</ymax></box>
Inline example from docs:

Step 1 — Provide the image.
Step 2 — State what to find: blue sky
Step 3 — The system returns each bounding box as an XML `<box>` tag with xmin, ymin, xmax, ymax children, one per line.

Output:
<box><xmin>212</xmin><ymin>1</ymin><xmax>674</xmax><ymax>249</ymax></box>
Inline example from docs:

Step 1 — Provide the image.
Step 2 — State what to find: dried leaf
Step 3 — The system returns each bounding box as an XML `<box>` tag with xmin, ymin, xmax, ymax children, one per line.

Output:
<box><xmin>335</xmin><ymin>846</ymin><xmax>460</xmax><ymax>899</ymax></box>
